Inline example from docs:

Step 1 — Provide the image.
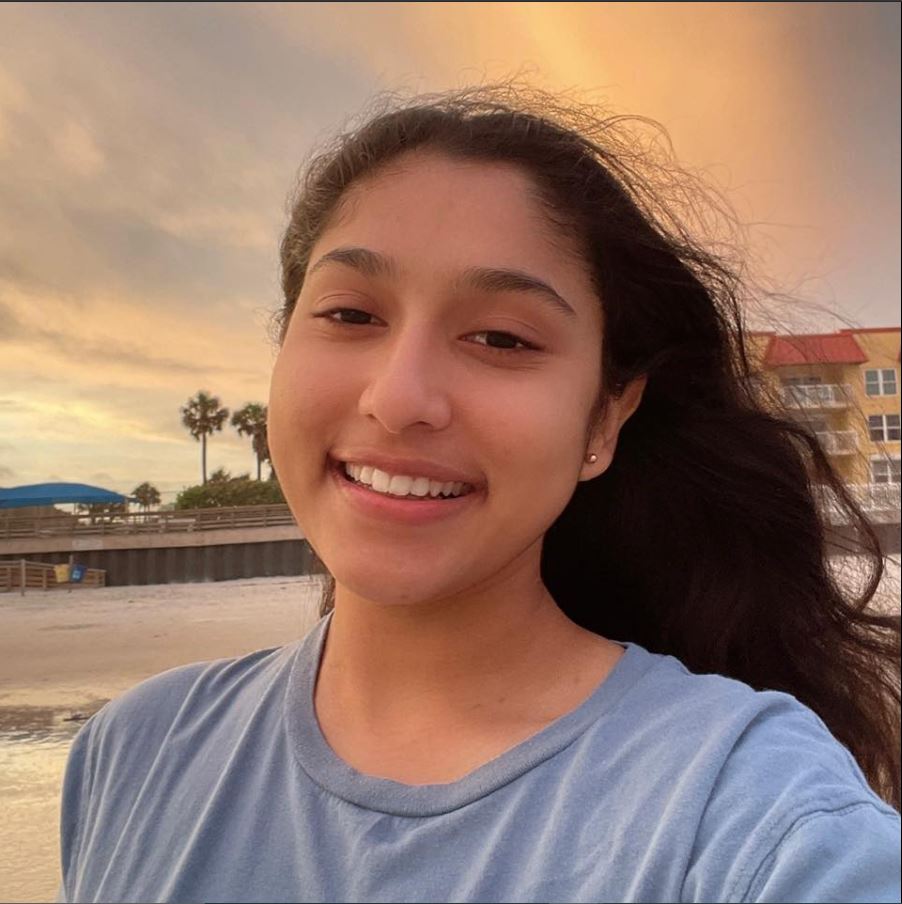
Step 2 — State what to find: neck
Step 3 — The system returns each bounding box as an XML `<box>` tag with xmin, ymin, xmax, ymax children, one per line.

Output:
<box><xmin>315</xmin><ymin>561</ymin><xmax>614</xmax><ymax>731</ymax></box>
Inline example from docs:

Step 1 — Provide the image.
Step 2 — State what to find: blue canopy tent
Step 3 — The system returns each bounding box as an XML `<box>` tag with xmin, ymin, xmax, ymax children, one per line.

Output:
<box><xmin>0</xmin><ymin>482</ymin><xmax>134</xmax><ymax>509</ymax></box>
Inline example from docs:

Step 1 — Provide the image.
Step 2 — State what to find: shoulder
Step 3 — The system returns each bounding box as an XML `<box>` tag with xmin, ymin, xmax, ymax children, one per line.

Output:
<box><xmin>81</xmin><ymin>641</ymin><xmax>300</xmax><ymax>753</ymax></box>
<box><xmin>616</xmin><ymin>646</ymin><xmax>900</xmax><ymax>902</ymax></box>
<box><xmin>619</xmin><ymin>643</ymin><xmax>881</xmax><ymax>792</ymax></box>
<box><xmin>59</xmin><ymin>641</ymin><xmax>304</xmax><ymax>867</ymax></box>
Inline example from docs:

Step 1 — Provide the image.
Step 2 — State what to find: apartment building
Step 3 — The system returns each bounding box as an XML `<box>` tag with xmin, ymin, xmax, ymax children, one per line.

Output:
<box><xmin>749</xmin><ymin>326</ymin><xmax>900</xmax><ymax>490</ymax></box>
<box><xmin>745</xmin><ymin>327</ymin><xmax>899</xmax><ymax>558</ymax></box>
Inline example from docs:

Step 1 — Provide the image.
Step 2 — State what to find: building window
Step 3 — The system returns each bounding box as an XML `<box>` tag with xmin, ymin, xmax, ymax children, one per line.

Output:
<box><xmin>868</xmin><ymin>414</ymin><xmax>901</xmax><ymax>442</ymax></box>
<box><xmin>864</xmin><ymin>368</ymin><xmax>898</xmax><ymax>396</ymax></box>
<box><xmin>870</xmin><ymin>457</ymin><xmax>901</xmax><ymax>484</ymax></box>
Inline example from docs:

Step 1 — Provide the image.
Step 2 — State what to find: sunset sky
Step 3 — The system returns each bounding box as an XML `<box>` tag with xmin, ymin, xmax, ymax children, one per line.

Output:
<box><xmin>1</xmin><ymin>2</ymin><xmax>899</xmax><ymax>502</ymax></box>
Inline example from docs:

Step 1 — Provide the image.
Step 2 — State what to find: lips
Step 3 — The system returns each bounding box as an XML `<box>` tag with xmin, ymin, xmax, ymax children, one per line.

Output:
<box><xmin>329</xmin><ymin>456</ymin><xmax>482</xmax><ymax>525</ymax></box>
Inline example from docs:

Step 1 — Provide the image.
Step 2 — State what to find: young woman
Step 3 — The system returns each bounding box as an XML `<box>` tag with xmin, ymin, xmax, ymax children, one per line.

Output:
<box><xmin>59</xmin><ymin>86</ymin><xmax>900</xmax><ymax>903</ymax></box>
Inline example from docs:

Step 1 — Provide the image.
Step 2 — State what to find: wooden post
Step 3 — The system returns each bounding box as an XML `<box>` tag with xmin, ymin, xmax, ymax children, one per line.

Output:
<box><xmin>19</xmin><ymin>558</ymin><xmax>25</xmax><ymax>597</ymax></box>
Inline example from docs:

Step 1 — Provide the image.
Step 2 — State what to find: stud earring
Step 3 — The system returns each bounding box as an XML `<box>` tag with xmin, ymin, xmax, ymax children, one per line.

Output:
<box><xmin>585</xmin><ymin>452</ymin><xmax>598</xmax><ymax>464</ymax></box>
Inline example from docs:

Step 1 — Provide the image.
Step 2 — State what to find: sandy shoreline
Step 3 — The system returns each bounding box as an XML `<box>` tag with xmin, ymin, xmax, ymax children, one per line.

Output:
<box><xmin>0</xmin><ymin>575</ymin><xmax>325</xmax><ymax>712</ymax></box>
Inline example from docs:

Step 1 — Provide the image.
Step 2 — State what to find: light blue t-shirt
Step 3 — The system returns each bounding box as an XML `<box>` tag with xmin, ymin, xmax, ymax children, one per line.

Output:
<box><xmin>59</xmin><ymin>613</ymin><xmax>901</xmax><ymax>903</ymax></box>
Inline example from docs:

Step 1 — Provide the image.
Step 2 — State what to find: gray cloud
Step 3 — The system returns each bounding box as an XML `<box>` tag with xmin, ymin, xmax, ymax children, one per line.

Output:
<box><xmin>0</xmin><ymin>298</ymin><xmax>19</xmax><ymax>337</ymax></box>
<box><xmin>0</xmin><ymin>298</ymin><xmax>260</xmax><ymax>379</ymax></box>
<box><xmin>0</xmin><ymin>3</ymin><xmax>377</xmax><ymax>314</ymax></box>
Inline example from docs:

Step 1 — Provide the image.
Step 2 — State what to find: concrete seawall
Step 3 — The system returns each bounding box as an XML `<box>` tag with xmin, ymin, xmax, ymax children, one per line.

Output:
<box><xmin>0</xmin><ymin>525</ymin><xmax>329</xmax><ymax>586</ymax></box>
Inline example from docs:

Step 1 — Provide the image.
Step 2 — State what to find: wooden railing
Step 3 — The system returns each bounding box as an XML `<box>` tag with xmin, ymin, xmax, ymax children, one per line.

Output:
<box><xmin>0</xmin><ymin>559</ymin><xmax>106</xmax><ymax>594</ymax></box>
<box><xmin>0</xmin><ymin>503</ymin><xmax>298</xmax><ymax>541</ymax></box>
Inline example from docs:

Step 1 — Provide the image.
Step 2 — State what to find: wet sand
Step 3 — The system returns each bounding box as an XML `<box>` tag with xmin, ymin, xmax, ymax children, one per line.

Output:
<box><xmin>0</xmin><ymin>575</ymin><xmax>325</xmax><ymax>903</ymax></box>
<box><xmin>0</xmin><ymin>575</ymin><xmax>325</xmax><ymax>709</ymax></box>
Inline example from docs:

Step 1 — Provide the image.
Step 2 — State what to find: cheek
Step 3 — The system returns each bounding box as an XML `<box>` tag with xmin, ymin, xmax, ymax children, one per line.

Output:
<box><xmin>467</xmin><ymin>384</ymin><xmax>589</xmax><ymax>527</ymax></box>
<box><xmin>472</xmin><ymin>379</ymin><xmax>589</xmax><ymax>460</ymax></box>
<box><xmin>268</xmin><ymin>350</ymin><xmax>348</xmax><ymax>472</ymax></box>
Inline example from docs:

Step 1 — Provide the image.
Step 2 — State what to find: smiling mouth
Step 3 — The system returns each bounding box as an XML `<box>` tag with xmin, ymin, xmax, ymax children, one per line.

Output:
<box><xmin>331</xmin><ymin>458</ymin><xmax>477</xmax><ymax>501</ymax></box>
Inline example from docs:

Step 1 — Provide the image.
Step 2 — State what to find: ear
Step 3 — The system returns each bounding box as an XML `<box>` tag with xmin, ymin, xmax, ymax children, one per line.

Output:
<box><xmin>581</xmin><ymin>375</ymin><xmax>647</xmax><ymax>480</ymax></box>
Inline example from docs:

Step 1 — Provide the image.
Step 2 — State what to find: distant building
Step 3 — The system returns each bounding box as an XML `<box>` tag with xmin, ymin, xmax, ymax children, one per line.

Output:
<box><xmin>748</xmin><ymin>326</ymin><xmax>900</xmax><ymax>555</ymax></box>
<box><xmin>749</xmin><ymin>326</ymin><xmax>900</xmax><ymax>487</ymax></box>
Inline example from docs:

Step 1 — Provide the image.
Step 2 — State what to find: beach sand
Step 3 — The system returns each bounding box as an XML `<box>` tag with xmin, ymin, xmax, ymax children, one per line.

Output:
<box><xmin>0</xmin><ymin>574</ymin><xmax>325</xmax><ymax>710</ymax></box>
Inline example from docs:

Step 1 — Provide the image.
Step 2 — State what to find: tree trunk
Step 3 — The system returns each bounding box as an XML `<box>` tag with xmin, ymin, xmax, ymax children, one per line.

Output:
<box><xmin>202</xmin><ymin>433</ymin><xmax>207</xmax><ymax>485</ymax></box>
<box><xmin>256</xmin><ymin>453</ymin><xmax>261</xmax><ymax>481</ymax></box>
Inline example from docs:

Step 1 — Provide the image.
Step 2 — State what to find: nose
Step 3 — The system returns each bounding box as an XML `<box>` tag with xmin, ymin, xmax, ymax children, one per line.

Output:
<box><xmin>357</xmin><ymin>322</ymin><xmax>453</xmax><ymax>434</ymax></box>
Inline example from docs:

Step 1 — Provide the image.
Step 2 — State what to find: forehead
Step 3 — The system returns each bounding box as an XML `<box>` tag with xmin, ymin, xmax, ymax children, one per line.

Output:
<box><xmin>316</xmin><ymin>152</ymin><xmax>595</xmax><ymax>301</ymax></box>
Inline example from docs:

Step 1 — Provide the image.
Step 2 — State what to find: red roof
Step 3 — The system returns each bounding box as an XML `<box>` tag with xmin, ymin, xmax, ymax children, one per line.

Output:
<box><xmin>763</xmin><ymin>333</ymin><xmax>868</xmax><ymax>367</ymax></box>
<box><xmin>839</xmin><ymin>326</ymin><xmax>902</xmax><ymax>361</ymax></box>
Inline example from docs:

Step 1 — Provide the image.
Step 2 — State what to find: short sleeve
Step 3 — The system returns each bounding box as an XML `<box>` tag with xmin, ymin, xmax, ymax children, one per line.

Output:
<box><xmin>741</xmin><ymin>802</ymin><xmax>901</xmax><ymax>903</ymax></box>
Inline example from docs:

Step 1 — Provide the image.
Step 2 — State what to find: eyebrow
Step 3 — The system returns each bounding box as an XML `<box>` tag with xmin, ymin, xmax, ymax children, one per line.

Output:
<box><xmin>306</xmin><ymin>246</ymin><xmax>577</xmax><ymax>320</ymax></box>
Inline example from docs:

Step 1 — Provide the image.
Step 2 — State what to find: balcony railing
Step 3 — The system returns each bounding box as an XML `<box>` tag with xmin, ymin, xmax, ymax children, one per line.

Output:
<box><xmin>815</xmin><ymin>483</ymin><xmax>901</xmax><ymax>524</ymax></box>
<box><xmin>782</xmin><ymin>383</ymin><xmax>852</xmax><ymax>409</ymax></box>
<box><xmin>815</xmin><ymin>430</ymin><xmax>859</xmax><ymax>456</ymax></box>
<box><xmin>852</xmin><ymin>483</ymin><xmax>902</xmax><ymax>512</ymax></box>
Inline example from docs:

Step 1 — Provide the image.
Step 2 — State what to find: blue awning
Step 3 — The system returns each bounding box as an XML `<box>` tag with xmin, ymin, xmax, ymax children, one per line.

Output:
<box><xmin>0</xmin><ymin>483</ymin><xmax>133</xmax><ymax>509</ymax></box>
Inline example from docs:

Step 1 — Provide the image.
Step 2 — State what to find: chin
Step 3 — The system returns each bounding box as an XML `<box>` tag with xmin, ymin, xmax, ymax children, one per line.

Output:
<box><xmin>330</xmin><ymin>563</ymin><xmax>462</xmax><ymax>608</ymax></box>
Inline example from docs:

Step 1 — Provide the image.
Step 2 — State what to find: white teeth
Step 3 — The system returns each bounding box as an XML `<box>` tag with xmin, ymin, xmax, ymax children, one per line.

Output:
<box><xmin>410</xmin><ymin>477</ymin><xmax>430</xmax><ymax>497</ymax></box>
<box><xmin>387</xmin><ymin>475</ymin><xmax>413</xmax><ymax>496</ymax></box>
<box><xmin>342</xmin><ymin>462</ymin><xmax>472</xmax><ymax>498</ymax></box>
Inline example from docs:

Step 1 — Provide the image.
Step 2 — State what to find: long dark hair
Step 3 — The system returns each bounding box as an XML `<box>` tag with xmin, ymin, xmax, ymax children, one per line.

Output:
<box><xmin>276</xmin><ymin>85</ymin><xmax>900</xmax><ymax>808</ymax></box>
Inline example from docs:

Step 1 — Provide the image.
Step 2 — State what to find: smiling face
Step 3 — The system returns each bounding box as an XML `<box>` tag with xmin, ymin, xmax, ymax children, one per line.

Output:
<box><xmin>269</xmin><ymin>152</ymin><xmax>642</xmax><ymax>609</ymax></box>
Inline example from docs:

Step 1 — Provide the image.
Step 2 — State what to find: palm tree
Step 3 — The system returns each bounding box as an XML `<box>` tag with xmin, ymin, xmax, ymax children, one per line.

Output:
<box><xmin>132</xmin><ymin>482</ymin><xmax>161</xmax><ymax>511</ymax></box>
<box><xmin>180</xmin><ymin>391</ymin><xmax>230</xmax><ymax>485</ymax></box>
<box><xmin>231</xmin><ymin>402</ymin><xmax>269</xmax><ymax>481</ymax></box>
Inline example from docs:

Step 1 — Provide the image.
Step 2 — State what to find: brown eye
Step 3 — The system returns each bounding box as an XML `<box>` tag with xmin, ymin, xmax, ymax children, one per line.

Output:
<box><xmin>314</xmin><ymin>308</ymin><xmax>376</xmax><ymax>325</ymax></box>
<box><xmin>467</xmin><ymin>331</ymin><xmax>538</xmax><ymax>353</ymax></box>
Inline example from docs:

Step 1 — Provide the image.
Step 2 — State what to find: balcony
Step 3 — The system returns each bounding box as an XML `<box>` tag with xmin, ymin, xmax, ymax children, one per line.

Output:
<box><xmin>815</xmin><ymin>430</ymin><xmax>859</xmax><ymax>456</ymax></box>
<box><xmin>853</xmin><ymin>483</ymin><xmax>902</xmax><ymax>513</ymax></box>
<box><xmin>782</xmin><ymin>383</ymin><xmax>852</xmax><ymax>409</ymax></box>
<box><xmin>816</xmin><ymin>483</ymin><xmax>901</xmax><ymax>525</ymax></box>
